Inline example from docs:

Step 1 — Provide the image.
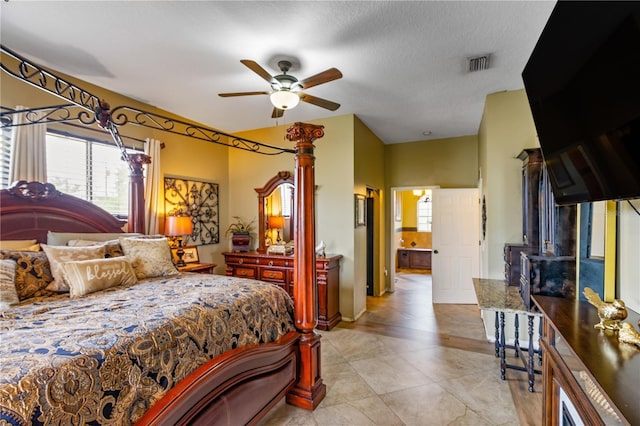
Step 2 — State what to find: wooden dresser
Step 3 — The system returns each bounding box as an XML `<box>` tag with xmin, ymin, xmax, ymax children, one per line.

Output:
<box><xmin>533</xmin><ymin>295</ymin><xmax>639</xmax><ymax>425</ymax></box>
<box><xmin>222</xmin><ymin>252</ymin><xmax>342</xmax><ymax>331</ymax></box>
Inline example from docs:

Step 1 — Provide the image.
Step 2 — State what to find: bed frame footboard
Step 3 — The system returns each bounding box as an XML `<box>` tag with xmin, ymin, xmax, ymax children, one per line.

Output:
<box><xmin>136</xmin><ymin>331</ymin><xmax>299</xmax><ymax>426</ymax></box>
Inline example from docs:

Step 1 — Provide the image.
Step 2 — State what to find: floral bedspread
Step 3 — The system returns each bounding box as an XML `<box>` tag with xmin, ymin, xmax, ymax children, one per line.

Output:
<box><xmin>0</xmin><ymin>273</ymin><xmax>295</xmax><ymax>425</ymax></box>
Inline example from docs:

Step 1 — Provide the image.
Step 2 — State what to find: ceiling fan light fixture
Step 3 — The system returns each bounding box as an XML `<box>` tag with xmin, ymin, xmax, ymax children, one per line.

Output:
<box><xmin>270</xmin><ymin>90</ymin><xmax>300</xmax><ymax>110</ymax></box>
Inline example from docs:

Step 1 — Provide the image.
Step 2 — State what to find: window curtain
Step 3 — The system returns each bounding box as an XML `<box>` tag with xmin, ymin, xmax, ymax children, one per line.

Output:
<box><xmin>9</xmin><ymin>105</ymin><xmax>47</xmax><ymax>183</ymax></box>
<box><xmin>144</xmin><ymin>138</ymin><xmax>163</xmax><ymax>235</ymax></box>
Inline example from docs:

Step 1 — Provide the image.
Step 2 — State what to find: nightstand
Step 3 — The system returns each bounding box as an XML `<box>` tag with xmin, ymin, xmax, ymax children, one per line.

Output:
<box><xmin>178</xmin><ymin>262</ymin><xmax>216</xmax><ymax>274</ymax></box>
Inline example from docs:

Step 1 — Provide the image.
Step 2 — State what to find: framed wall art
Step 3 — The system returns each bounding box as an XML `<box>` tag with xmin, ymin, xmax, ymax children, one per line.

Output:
<box><xmin>164</xmin><ymin>177</ymin><xmax>219</xmax><ymax>245</ymax></box>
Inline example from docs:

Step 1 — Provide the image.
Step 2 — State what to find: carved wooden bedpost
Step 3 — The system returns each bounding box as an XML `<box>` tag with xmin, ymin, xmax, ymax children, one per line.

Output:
<box><xmin>127</xmin><ymin>153</ymin><xmax>151</xmax><ymax>233</ymax></box>
<box><xmin>286</xmin><ymin>122</ymin><xmax>326</xmax><ymax>410</ymax></box>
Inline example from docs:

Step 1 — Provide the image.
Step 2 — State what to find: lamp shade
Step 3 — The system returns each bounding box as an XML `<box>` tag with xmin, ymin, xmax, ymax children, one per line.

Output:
<box><xmin>270</xmin><ymin>90</ymin><xmax>299</xmax><ymax>110</ymax></box>
<box><xmin>166</xmin><ymin>216</ymin><xmax>193</xmax><ymax>237</ymax></box>
<box><xmin>268</xmin><ymin>215</ymin><xmax>285</xmax><ymax>229</ymax></box>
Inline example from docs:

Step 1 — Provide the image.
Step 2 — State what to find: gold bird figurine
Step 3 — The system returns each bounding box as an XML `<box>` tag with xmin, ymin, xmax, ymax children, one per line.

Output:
<box><xmin>618</xmin><ymin>322</ymin><xmax>640</xmax><ymax>348</ymax></box>
<box><xmin>583</xmin><ymin>287</ymin><xmax>628</xmax><ymax>331</ymax></box>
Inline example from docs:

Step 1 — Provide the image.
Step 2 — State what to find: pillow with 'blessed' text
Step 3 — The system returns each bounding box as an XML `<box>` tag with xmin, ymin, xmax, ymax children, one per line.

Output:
<box><xmin>61</xmin><ymin>257</ymin><xmax>137</xmax><ymax>298</ymax></box>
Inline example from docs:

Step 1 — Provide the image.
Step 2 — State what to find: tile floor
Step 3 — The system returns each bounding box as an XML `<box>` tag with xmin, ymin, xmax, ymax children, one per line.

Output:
<box><xmin>260</xmin><ymin>272</ymin><xmax>540</xmax><ymax>425</ymax></box>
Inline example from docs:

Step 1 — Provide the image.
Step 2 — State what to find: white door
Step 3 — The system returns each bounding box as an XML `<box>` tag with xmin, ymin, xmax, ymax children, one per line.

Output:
<box><xmin>432</xmin><ymin>188</ymin><xmax>479</xmax><ymax>303</ymax></box>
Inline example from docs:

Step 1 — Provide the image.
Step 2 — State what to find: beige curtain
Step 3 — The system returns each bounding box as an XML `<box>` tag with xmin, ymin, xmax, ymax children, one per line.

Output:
<box><xmin>144</xmin><ymin>138</ymin><xmax>163</xmax><ymax>235</ymax></box>
<box><xmin>9</xmin><ymin>105</ymin><xmax>47</xmax><ymax>183</ymax></box>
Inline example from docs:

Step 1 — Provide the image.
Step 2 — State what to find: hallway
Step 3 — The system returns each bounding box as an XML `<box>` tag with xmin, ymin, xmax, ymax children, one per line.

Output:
<box><xmin>260</xmin><ymin>272</ymin><xmax>542</xmax><ymax>425</ymax></box>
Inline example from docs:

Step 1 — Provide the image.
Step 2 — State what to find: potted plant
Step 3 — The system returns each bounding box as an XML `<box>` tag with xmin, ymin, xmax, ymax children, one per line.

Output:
<box><xmin>226</xmin><ymin>216</ymin><xmax>256</xmax><ymax>252</ymax></box>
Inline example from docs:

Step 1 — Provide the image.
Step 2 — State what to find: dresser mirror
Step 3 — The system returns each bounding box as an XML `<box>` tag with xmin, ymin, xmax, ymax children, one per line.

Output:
<box><xmin>255</xmin><ymin>171</ymin><xmax>294</xmax><ymax>253</ymax></box>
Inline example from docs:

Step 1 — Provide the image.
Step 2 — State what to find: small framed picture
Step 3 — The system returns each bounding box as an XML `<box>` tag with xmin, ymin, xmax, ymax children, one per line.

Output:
<box><xmin>172</xmin><ymin>246</ymin><xmax>199</xmax><ymax>264</ymax></box>
<box><xmin>182</xmin><ymin>246</ymin><xmax>199</xmax><ymax>263</ymax></box>
<box><xmin>355</xmin><ymin>194</ymin><xmax>366</xmax><ymax>227</ymax></box>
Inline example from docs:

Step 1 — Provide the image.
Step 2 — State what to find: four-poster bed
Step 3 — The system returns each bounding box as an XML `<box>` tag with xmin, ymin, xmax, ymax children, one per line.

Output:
<box><xmin>0</xmin><ymin>45</ymin><xmax>326</xmax><ymax>425</ymax></box>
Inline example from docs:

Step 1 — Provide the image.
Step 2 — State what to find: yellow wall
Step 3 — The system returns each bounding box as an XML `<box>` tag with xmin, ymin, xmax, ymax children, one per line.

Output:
<box><xmin>401</xmin><ymin>191</ymin><xmax>418</xmax><ymax>227</ymax></box>
<box><xmin>354</xmin><ymin>115</ymin><xmax>385</xmax><ymax>308</ymax></box>
<box><xmin>478</xmin><ymin>89</ymin><xmax>539</xmax><ymax>278</ymax></box>
<box><xmin>384</xmin><ymin>135</ymin><xmax>478</xmax><ymax>188</ymax></box>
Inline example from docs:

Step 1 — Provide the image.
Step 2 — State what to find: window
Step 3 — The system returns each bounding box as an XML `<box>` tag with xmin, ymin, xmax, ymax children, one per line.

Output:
<box><xmin>417</xmin><ymin>190</ymin><xmax>432</xmax><ymax>232</ymax></box>
<box><xmin>0</xmin><ymin>128</ymin><xmax>141</xmax><ymax>216</ymax></box>
<box><xmin>46</xmin><ymin>133</ymin><xmax>138</xmax><ymax>216</ymax></box>
<box><xmin>279</xmin><ymin>183</ymin><xmax>294</xmax><ymax>218</ymax></box>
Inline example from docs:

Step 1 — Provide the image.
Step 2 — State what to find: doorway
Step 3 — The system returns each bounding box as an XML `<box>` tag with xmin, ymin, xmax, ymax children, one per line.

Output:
<box><xmin>389</xmin><ymin>186</ymin><xmax>479</xmax><ymax>303</ymax></box>
<box><xmin>365</xmin><ymin>187</ymin><xmax>379</xmax><ymax>297</ymax></box>
<box><xmin>390</xmin><ymin>187</ymin><xmax>435</xmax><ymax>294</ymax></box>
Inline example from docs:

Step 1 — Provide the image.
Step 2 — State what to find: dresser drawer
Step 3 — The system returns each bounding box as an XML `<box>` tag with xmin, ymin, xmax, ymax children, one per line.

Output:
<box><xmin>226</xmin><ymin>255</ymin><xmax>258</xmax><ymax>266</ymax></box>
<box><xmin>260</xmin><ymin>268</ymin><xmax>287</xmax><ymax>283</ymax></box>
<box><xmin>257</xmin><ymin>257</ymin><xmax>292</xmax><ymax>267</ymax></box>
<box><xmin>233</xmin><ymin>266</ymin><xmax>257</xmax><ymax>279</ymax></box>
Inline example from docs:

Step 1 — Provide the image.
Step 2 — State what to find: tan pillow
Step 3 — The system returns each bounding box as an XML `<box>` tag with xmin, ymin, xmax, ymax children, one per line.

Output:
<box><xmin>67</xmin><ymin>239</ymin><xmax>125</xmax><ymax>258</ymax></box>
<box><xmin>41</xmin><ymin>244</ymin><xmax>106</xmax><ymax>292</ymax></box>
<box><xmin>119</xmin><ymin>236</ymin><xmax>179</xmax><ymax>279</ymax></box>
<box><xmin>0</xmin><ymin>259</ymin><xmax>20</xmax><ymax>310</ymax></box>
<box><xmin>0</xmin><ymin>250</ymin><xmax>55</xmax><ymax>300</ymax></box>
<box><xmin>0</xmin><ymin>240</ymin><xmax>39</xmax><ymax>251</ymax></box>
<box><xmin>61</xmin><ymin>257</ymin><xmax>137</xmax><ymax>298</ymax></box>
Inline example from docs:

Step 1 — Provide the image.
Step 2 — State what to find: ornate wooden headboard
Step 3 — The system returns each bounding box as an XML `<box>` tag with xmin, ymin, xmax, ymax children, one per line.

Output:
<box><xmin>0</xmin><ymin>181</ymin><xmax>126</xmax><ymax>243</ymax></box>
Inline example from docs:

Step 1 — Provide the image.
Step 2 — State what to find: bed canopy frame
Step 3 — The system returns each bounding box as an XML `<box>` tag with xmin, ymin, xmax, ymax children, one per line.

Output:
<box><xmin>0</xmin><ymin>44</ymin><xmax>326</xmax><ymax>421</ymax></box>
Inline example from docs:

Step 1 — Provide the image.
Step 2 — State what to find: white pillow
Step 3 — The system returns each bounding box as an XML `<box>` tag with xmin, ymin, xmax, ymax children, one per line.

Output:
<box><xmin>119</xmin><ymin>236</ymin><xmax>179</xmax><ymax>279</ymax></box>
<box><xmin>41</xmin><ymin>244</ymin><xmax>107</xmax><ymax>292</ymax></box>
<box><xmin>0</xmin><ymin>259</ymin><xmax>19</xmax><ymax>310</ymax></box>
<box><xmin>61</xmin><ymin>257</ymin><xmax>137</xmax><ymax>298</ymax></box>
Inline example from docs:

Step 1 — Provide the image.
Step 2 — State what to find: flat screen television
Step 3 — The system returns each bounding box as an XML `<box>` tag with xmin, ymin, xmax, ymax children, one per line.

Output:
<box><xmin>522</xmin><ymin>1</ymin><xmax>640</xmax><ymax>205</ymax></box>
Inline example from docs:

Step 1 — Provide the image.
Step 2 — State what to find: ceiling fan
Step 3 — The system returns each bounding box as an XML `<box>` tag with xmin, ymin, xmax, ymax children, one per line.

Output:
<box><xmin>219</xmin><ymin>59</ymin><xmax>343</xmax><ymax>118</ymax></box>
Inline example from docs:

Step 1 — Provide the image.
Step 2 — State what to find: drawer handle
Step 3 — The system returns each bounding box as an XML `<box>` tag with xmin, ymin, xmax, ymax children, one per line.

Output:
<box><xmin>238</xmin><ymin>259</ymin><xmax>243</xmax><ymax>264</ymax></box>
<box><xmin>268</xmin><ymin>261</ymin><xmax>274</xmax><ymax>266</ymax></box>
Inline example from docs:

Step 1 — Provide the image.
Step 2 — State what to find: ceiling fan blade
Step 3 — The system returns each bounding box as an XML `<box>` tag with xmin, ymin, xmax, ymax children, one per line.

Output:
<box><xmin>218</xmin><ymin>91</ymin><xmax>269</xmax><ymax>97</ymax></box>
<box><xmin>271</xmin><ymin>107</ymin><xmax>284</xmax><ymax>119</ymax></box>
<box><xmin>300</xmin><ymin>93</ymin><xmax>341</xmax><ymax>111</ymax></box>
<box><xmin>240</xmin><ymin>59</ymin><xmax>275</xmax><ymax>84</ymax></box>
<box><xmin>298</xmin><ymin>68</ymin><xmax>342</xmax><ymax>89</ymax></box>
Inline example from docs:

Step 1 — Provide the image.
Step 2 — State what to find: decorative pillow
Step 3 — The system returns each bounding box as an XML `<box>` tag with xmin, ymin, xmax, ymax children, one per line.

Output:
<box><xmin>61</xmin><ymin>257</ymin><xmax>137</xmax><ymax>298</ymax></box>
<box><xmin>41</xmin><ymin>244</ymin><xmax>106</xmax><ymax>292</ymax></box>
<box><xmin>0</xmin><ymin>239</ymin><xmax>39</xmax><ymax>251</ymax></box>
<box><xmin>67</xmin><ymin>239</ymin><xmax>125</xmax><ymax>258</ymax></box>
<box><xmin>119</xmin><ymin>236</ymin><xmax>179</xmax><ymax>279</ymax></box>
<box><xmin>0</xmin><ymin>259</ymin><xmax>20</xmax><ymax>310</ymax></box>
<box><xmin>47</xmin><ymin>231</ymin><xmax>140</xmax><ymax>246</ymax></box>
<box><xmin>0</xmin><ymin>250</ymin><xmax>55</xmax><ymax>300</ymax></box>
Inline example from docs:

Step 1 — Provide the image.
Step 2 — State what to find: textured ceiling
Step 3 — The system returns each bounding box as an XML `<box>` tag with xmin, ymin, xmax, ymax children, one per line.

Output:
<box><xmin>0</xmin><ymin>1</ymin><xmax>556</xmax><ymax>144</ymax></box>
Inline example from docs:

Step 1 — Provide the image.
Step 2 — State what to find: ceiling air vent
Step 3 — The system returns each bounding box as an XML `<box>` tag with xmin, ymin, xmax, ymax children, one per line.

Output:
<box><xmin>467</xmin><ymin>54</ymin><xmax>491</xmax><ymax>72</ymax></box>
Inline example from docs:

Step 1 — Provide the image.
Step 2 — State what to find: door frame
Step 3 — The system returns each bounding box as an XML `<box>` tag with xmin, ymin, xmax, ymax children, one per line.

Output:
<box><xmin>389</xmin><ymin>185</ymin><xmax>438</xmax><ymax>293</ymax></box>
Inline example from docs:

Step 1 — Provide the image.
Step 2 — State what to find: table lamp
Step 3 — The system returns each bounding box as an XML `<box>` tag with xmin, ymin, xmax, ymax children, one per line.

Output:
<box><xmin>166</xmin><ymin>215</ymin><xmax>193</xmax><ymax>266</ymax></box>
<box><xmin>268</xmin><ymin>215</ymin><xmax>285</xmax><ymax>244</ymax></box>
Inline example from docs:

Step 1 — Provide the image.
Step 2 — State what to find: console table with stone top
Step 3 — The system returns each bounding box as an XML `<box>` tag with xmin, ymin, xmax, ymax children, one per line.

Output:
<box><xmin>472</xmin><ymin>278</ymin><xmax>543</xmax><ymax>392</ymax></box>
